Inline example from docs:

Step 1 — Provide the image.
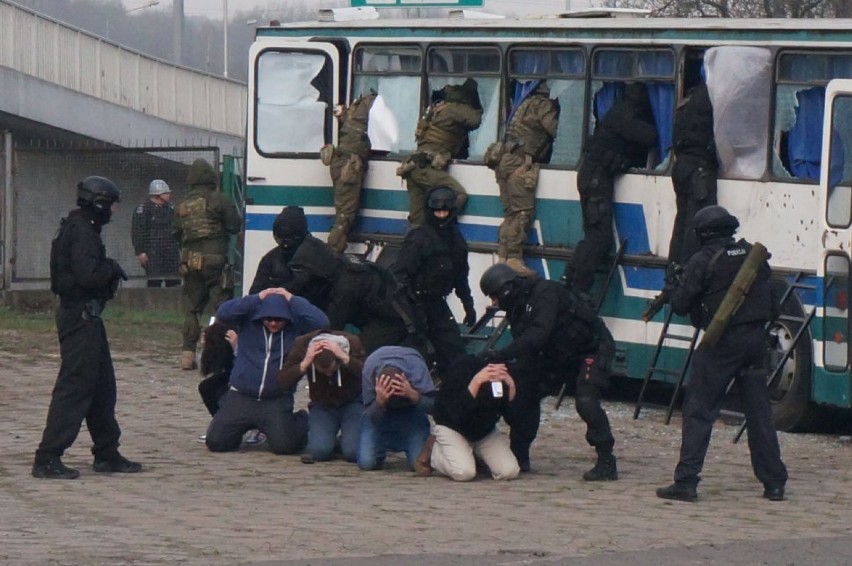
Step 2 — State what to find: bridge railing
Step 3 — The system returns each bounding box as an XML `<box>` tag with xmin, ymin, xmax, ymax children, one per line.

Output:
<box><xmin>0</xmin><ymin>1</ymin><xmax>246</xmax><ymax>138</ymax></box>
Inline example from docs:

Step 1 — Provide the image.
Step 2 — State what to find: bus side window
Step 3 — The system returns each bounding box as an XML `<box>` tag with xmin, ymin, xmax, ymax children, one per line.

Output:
<box><xmin>508</xmin><ymin>47</ymin><xmax>586</xmax><ymax>168</ymax></box>
<box><xmin>256</xmin><ymin>50</ymin><xmax>332</xmax><ymax>154</ymax></box>
<box><xmin>590</xmin><ymin>48</ymin><xmax>675</xmax><ymax>171</ymax></box>
<box><xmin>353</xmin><ymin>46</ymin><xmax>422</xmax><ymax>156</ymax></box>
<box><xmin>774</xmin><ymin>52</ymin><xmax>852</xmax><ymax>186</ymax></box>
<box><xmin>827</xmin><ymin>95</ymin><xmax>852</xmax><ymax>227</ymax></box>
<box><xmin>427</xmin><ymin>46</ymin><xmax>501</xmax><ymax>160</ymax></box>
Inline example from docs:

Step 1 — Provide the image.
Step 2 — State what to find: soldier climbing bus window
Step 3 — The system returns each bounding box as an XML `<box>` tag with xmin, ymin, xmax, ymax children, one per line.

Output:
<box><xmin>352</xmin><ymin>45</ymin><xmax>422</xmax><ymax>156</ymax></box>
<box><xmin>508</xmin><ymin>47</ymin><xmax>585</xmax><ymax>168</ymax></box>
<box><xmin>426</xmin><ymin>46</ymin><xmax>501</xmax><ymax>160</ymax></box>
<box><xmin>255</xmin><ymin>50</ymin><xmax>333</xmax><ymax>155</ymax></box>
<box><xmin>589</xmin><ymin>48</ymin><xmax>674</xmax><ymax>171</ymax></box>
<box><xmin>773</xmin><ymin>52</ymin><xmax>852</xmax><ymax>187</ymax></box>
<box><xmin>823</xmin><ymin>254</ymin><xmax>850</xmax><ymax>372</ymax></box>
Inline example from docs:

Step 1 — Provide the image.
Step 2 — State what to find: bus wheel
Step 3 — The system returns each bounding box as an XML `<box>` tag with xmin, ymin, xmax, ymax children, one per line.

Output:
<box><xmin>764</xmin><ymin>279</ymin><xmax>816</xmax><ymax>432</ymax></box>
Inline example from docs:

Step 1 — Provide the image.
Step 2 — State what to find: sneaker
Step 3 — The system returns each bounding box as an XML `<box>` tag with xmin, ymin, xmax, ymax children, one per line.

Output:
<box><xmin>656</xmin><ymin>482</ymin><xmax>698</xmax><ymax>502</ymax></box>
<box><xmin>93</xmin><ymin>454</ymin><xmax>142</xmax><ymax>474</ymax></box>
<box><xmin>242</xmin><ymin>429</ymin><xmax>267</xmax><ymax>447</ymax></box>
<box><xmin>32</xmin><ymin>457</ymin><xmax>80</xmax><ymax>480</ymax></box>
<box><xmin>300</xmin><ymin>454</ymin><xmax>315</xmax><ymax>464</ymax></box>
<box><xmin>196</xmin><ymin>434</ymin><xmax>207</xmax><ymax>444</ymax></box>
<box><xmin>583</xmin><ymin>454</ymin><xmax>618</xmax><ymax>481</ymax></box>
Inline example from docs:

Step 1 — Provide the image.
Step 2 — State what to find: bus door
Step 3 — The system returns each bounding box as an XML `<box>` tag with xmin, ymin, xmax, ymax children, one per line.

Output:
<box><xmin>244</xmin><ymin>40</ymin><xmax>340</xmax><ymax>279</ymax></box>
<box><xmin>818</xmin><ymin>79</ymin><xmax>852</xmax><ymax>405</ymax></box>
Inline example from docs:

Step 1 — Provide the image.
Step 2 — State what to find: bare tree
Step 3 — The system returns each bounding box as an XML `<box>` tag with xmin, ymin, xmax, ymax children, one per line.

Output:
<box><xmin>617</xmin><ymin>0</ymin><xmax>847</xmax><ymax>17</ymax></box>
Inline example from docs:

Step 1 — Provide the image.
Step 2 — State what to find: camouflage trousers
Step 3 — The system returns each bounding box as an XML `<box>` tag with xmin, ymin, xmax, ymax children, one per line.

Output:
<box><xmin>327</xmin><ymin>153</ymin><xmax>367</xmax><ymax>253</ymax></box>
<box><xmin>181</xmin><ymin>261</ymin><xmax>232</xmax><ymax>351</ymax></box>
<box><xmin>495</xmin><ymin>152</ymin><xmax>539</xmax><ymax>259</ymax></box>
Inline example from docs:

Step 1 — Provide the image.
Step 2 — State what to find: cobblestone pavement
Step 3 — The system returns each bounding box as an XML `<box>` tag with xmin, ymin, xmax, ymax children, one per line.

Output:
<box><xmin>2</xmin><ymin>349</ymin><xmax>851</xmax><ymax>565</ymax></box>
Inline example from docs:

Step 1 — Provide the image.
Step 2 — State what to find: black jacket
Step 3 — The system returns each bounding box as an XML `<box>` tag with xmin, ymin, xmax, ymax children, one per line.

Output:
<box><xmin>50</xmin><ymin>208</ymin><xmax>122</xmax><ymax>303</ymax></box>
<box><xmin>433</xmin><ymin>356</ymin><xmax>510</xmax><ymax>442</ymax></box>
<box><xmin>247</xmin><ymin>235</ymin><xmax>327</xmax><ymax>295</ymax></box>
<box><xmin>496</xmin><ymin>278</ymin><xmax>607</xmax><ymax>364</ymax></box>
<box><xmin>392</xmin><ymin>222</ymin><xmax>473</xmax><ymax>304</ymax></box>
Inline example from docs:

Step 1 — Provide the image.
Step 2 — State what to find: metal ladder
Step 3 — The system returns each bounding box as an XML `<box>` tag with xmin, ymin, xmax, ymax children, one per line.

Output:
<box><xmin>633</xmin><ymin>308</ymin><xmax>700</xmax><ymax>423</ymax></box>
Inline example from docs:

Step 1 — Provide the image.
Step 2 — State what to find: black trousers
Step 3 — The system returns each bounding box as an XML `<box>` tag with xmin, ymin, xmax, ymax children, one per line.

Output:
<box><xmin>418</xmin><ymin>297</ymin><xmax>467</xmax><ymax>372</ymax></box>
<box><xmin>674</xmin><ymin>323</ymin><xmax>788</xmax><ymax>488</ymax></box>
<box><xmin>668</xmin><ymin>156</ymin><xmax>718</xmax><ymax>265</ymax></box>
<box><xmin>567</xmin><ymin>167</ymin><xmax>616</xmax><ymax>293</ymax></box>
<box><xmin>35</xmin><ymin>303</ymin><xmax>122</xmax><ymax>462</ymax></box>
<box><xmin>505</xmin><ymin>354</ymin><xmax>614</xmax><ymax>463</ymax></box>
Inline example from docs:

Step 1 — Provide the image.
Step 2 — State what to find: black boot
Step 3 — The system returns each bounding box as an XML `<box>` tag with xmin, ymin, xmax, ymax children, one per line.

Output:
<box><xmin>583</xmin><ymin>452</ymin><xmax>618</xmax><ymax>481</ymax></box>
<box><xmin>32</xmin><ymin>457</ymin><xmax>80</xmax><ymax>480</ymax></box>
<box><xmin>656</xmin><ymin>482</ymin><xmax>698</xmax><ymax>502</ymax></box>
<box><xmin>93</xmin><ymin>453</ymin><xmax>142</xmax><ymax>474</ymax></box>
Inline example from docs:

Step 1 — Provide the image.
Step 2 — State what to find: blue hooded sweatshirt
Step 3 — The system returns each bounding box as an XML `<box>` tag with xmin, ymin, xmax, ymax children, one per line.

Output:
<box><xmin>216</xmin><ymin>293</ymin><xmax>329</xmax><ymax>400</ymax></box>
<box><xmin>362</xmin><ymin>346</ymin><xmax>435</xmax><ymax>419</ymax></box>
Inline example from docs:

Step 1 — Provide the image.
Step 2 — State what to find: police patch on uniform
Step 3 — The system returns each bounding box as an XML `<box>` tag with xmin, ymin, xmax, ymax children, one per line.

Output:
<box><xmin>135</xmin><ymin>205</ymin><xmax>144</xmax><ymax>214</ymax></box>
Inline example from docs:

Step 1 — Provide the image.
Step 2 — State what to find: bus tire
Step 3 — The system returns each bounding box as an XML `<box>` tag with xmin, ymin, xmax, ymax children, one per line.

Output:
<box><xmin>764</xmin><ymin>277</ymin><xmax>817</xmax><ymax>432</ymax></box>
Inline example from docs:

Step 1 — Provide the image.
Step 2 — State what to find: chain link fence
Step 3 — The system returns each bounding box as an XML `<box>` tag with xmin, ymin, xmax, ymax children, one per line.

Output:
<box><xmin>7</xmin><ymin>144</ymin><xmax>221</xmax><ymax>288</ymax></box>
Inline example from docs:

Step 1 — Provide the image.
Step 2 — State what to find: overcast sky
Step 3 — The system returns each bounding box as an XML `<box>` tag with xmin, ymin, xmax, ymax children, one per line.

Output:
<box><xmin>123</xmin><ymin>0</ymin><xmax>595</xmax><ymax>20</ymax></box>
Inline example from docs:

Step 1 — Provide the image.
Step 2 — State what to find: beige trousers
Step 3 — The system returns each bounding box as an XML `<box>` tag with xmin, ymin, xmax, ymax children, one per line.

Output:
<box><xmin>430</xmin><ymin>424</ymin><xmax>519</xmax><ymax>482</ymax></box>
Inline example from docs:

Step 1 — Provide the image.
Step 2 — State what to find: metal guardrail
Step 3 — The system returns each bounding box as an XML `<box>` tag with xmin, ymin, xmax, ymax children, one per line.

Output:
<box><xmin>0</xmin><ymin>0</ymin><xmax>246</xmax><ymax>138</ymax></box>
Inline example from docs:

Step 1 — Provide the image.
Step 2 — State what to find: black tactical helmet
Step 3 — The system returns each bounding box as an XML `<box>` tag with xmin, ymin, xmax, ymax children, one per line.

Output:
<box><xmin>480</xmin><ymin>263</ymin><xmax>518</xmax><ymax>297</ymax></box>
<box><xmin>693</xmin><ymin>205</ymin><xmax>739</xmax><ymax>241</ymax></box>
<box><xmin>426</xmin><ymin>186</ymin><xmax>457</xmax><ymax>211</ymax></box>
<box><xmin>77</xmin><ymin>176</ymin><xmax>121</xmax><ymax>212</ymax></box>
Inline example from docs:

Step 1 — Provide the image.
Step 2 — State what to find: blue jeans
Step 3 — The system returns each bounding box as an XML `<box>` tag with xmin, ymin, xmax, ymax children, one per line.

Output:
<box><xmin>357</xmin><ymin>405</ymin><xmax>431</xmax><ymax>471</ymax></box>
<box><xmin>306</xmin><ymin>401</ymin><xmax>364</xmax><ymax>462</ymax></box>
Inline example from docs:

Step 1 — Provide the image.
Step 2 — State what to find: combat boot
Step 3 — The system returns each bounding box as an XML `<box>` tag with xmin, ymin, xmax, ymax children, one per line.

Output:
<box><xmin>506</xmin><ymin>258</ymin><xmax>536</xmax><ymax>277</ymax></box>
<box><xmin>583</xmin><ymin>452</ymin><xmax>618</xmax><ymax>481</ymax></box>
<box><xmin>656</xmin><ymin>482</ymin><xmax>698</xmax><ymax>502</ymax></box>
<box><xmin>32</xmin><ymin>457</ymin><xmax>80</xmax><ymax>480</ymax></box>
<box><xmin>180</xmin><ymin>350</ymin><xmax>197</xmax><ymax>370</ymax></box>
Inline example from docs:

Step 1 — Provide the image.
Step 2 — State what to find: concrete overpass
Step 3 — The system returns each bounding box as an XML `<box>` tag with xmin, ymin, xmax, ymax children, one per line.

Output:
<box><xmin>0</xmin><ymin>0</ymin><xmax>246</xmax><ymax>152</ymax></box>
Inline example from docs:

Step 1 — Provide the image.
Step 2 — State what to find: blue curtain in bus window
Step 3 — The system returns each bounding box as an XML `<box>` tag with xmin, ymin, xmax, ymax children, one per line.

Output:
<box><xmin>637</xmin><ymin>52</ymin><xmax>674</xmax><ymax>163</ymax></box>
<box><xmin>593</xmin><ymin>82</ymin><xmax>622</xmax><ymax>123</ymax></box>
<box><xmin>788</xmin><ymin>86</ymin><xmax>845</xmax><ymax>187</ymax></box>
<box><xmin>509</xmin><ymin>51</ymin><xmax>549</xmax><ymax>123</ymax></box>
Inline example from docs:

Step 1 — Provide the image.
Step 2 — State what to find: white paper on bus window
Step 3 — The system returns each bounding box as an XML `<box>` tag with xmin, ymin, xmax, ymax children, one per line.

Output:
<box><xmin>704</xmin><ymin>46</ymin><xmax>772</xmax><ymax>180</ymax></box>
<box><xmin>367</xmin><ymin>94</ymin><xmax>398</xmax><ymax>153</ymax></box>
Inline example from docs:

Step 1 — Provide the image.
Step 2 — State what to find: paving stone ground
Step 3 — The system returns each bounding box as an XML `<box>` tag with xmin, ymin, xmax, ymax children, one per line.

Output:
<box><xmin>2</xmin><ymin>348</ymin><xmax>851</xmax><ymax>565</ymax></box>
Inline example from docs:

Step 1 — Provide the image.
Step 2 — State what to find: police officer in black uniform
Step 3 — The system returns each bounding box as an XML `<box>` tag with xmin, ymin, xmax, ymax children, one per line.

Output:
<box><xmin>248</xmin><ymin>205</ymin><xmax>331</xmax><ymax>294</ymax></box>
<box><xmin>668</xmin><ymin>81</ymin><xmax>718</xmax><ymax>267</ymax></box>
<box><xmin>656</xmin><ymin>205</ymin><xmax>788</xmax><ymax>502</ymax></box>
<box><xmin>479</xmin><ymin>264</ymin><xmax>618</xmax><ymax>479</ymax></box>
<box><xmin>392</xmin><ymin>186</ymin><xmax>477</xmax><ymax>373</ymax></box>
<box><xmin>33</xmin><ymin>176</ymin><xmax>142</xmax><ymax>479</ymax></box>
<box><xmin>286</xmin><ymin>237</ymin><xmax>411</xmax><ymax>354</ymax></box>
<box><xmin>562</xmin><ymin>83</ymin><xmax>658</xmax><ymax>297</ymax></box>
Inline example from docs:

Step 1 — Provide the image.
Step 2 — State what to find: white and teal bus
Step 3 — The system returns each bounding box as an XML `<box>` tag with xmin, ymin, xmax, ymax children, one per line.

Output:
<box><xmin>242</xmin><ymin>12</ymin><xmax>852</xmax><ymax>431</ymax></box>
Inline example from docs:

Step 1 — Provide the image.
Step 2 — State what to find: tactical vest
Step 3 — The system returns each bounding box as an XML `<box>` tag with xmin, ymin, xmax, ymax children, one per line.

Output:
<box><xmin>338</xmin><ymin>92</ymin><xmax>376</xmax><ymax>156</ymax></box>
<box><xmin>699</xmin><ymin>239</ymin><xmax>773</xmax><ymax>328</ymax></box>
<box><xmin>415</xmin><ymin>102</ymin><xmax>473</xmax><ymax>158</ymax></box>
<box><xmin>506</xmin><ymin>94</ymin><xmax>558</xmax><ymax>163</ymax></box>
<box><xmin>177</xmin><ymin>193</ymin><xmax>223</xmax><ymax>244</ymax></box>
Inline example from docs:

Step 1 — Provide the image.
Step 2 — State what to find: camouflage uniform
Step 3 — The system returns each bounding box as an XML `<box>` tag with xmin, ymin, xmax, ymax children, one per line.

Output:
<box><xmin>172</xmin><ymin>159</ymin><xmax>241</xmax><ymax>368</ymax></box>
<box><xmin>490</xmin><ymin>81</ymin><xmax>559</xmax><ymax>270</ymax></box>
<box><xmin>399</xmin><ymin>78</ymin><xmax>482</xmax><ymax>226</ymax></box>
<box><xmin>327</xmin><ymin>91</ymin><xmax>377</xmax><ymax>253</ymax></box>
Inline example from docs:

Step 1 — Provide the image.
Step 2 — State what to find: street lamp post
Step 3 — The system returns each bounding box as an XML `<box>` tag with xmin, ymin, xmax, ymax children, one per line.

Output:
<box><xmin>223</xmin><ymin>0</ymin><xmax>229</xmax><ymax>78</ymax></box>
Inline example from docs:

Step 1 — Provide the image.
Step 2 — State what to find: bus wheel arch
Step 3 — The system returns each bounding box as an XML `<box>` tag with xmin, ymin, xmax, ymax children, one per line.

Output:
<box><xmin>764</xmin><ymin>277</ymin><xmax>817</xmax><ymax>432</ymax></box>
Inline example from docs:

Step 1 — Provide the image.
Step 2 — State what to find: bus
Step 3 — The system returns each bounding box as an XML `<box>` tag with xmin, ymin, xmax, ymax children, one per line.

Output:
<box><xmin>242</xmin><ymin>11</ymin><xmax>852</xmax><ymax>431</ymax></box>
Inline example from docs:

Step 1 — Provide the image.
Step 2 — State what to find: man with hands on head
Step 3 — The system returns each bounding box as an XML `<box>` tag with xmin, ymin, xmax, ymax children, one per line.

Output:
<box><xmin>416</xmin><ymin>355</ymin><xmax>520</xmax><ymax>481</ymax></box>
<box><xmin>205</xmin><ymin>286</ymin><xmax>329</xmax><ymax>455</ymax></box>
<box><xmin>279</xmin><ymin>330</ymin><xmax>367</xmax><ymax>464</ymax></box>
<box><xmin>358</xmin><ymin>345</ymin><xmax>436</xmax><ymax>472</ymax></box>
